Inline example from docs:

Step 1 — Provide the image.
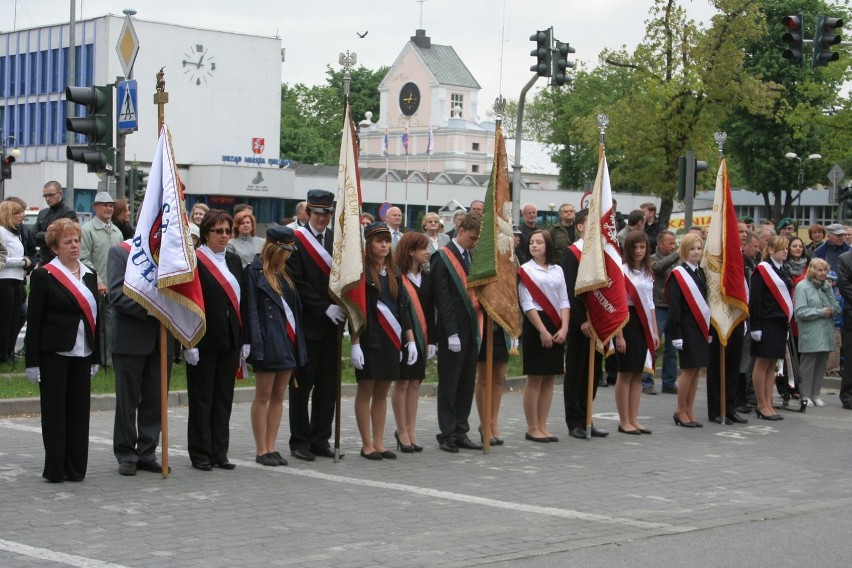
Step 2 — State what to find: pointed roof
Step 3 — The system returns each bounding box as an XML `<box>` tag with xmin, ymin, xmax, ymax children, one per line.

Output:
<box><xmin>382</xmin><ymin>29</ymin><xmax>480</xmax><ymax>90</ymax></box>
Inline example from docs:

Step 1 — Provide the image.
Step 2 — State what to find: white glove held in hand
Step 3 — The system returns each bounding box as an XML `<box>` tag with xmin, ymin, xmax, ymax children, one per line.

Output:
<box><xmin>447</xmin><ymin>334</ymin><xmax>462</xmax><ymax>353</ymax></box>
<box><xmin>406</xmin><ymin>342</ymin><xmax>418</xmax><ymax>365</ymax></box>
<box><xmin>350</xmin><ymin>344</ymin><xmax>364</xmax><ymax>370</ymax></box>
<box><xmin>750</xmin><ymin>330</ymin><xmax>762</xmax><ymax>342</ymax></box>
<box><xmin>25</xmin><ymin>367</ymin><xmax>40</xmax><ymax>384</ymax></box>
<box><xmin>185</xmin><ymin>348</ymin><xmax>200</xmax><ymax>366</ymax></box>
<box><xmin>325</xmin><ymin>304</ymin><xmax>347</xmax><ymax>324</ymax></box>
<box><xmin>427</xmin><ymin>344</ymin><xmax>438</xmax><ymax>360</ymax></box>
<box><xmin>90</xmin><ymin>364</ymin><xmax>99</xmax><ymax>377</ymax></box>
<box><xmin>672</xmin><ymin>339</ymin><xmax>683</xmax><ymax>351</ymax></box>
<box><xmin>241</xmin><ymin>344</ymin><xmax>251</xmax><ymax>360</ymax></box>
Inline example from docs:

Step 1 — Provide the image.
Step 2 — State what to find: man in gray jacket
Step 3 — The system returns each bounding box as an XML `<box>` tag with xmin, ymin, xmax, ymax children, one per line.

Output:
<box><xmin>642</xmin><ymin>230</ymin><xmax>679</xmax><ymax>394</ymax></box>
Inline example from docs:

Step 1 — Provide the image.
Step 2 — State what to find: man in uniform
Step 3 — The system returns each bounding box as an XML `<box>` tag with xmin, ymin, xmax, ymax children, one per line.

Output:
<box><xmin>287</xmin><ymin>189</ymin><xmax>345</xmax><ymax>461</ymax></box>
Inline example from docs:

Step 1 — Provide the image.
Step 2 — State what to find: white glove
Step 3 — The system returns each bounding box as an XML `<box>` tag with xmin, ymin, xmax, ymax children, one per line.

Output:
<box><xmin>90</xmin><ymin>364</ymin><xmax>99</xmax><ymax>377</ymax></box>
<box><xmin>25</xmin><ymin>367</ymin><xmax>40</xmax><ymax>384</ymax></box>
<box><xmin>447</xmin><ymin>334</ymin><xmax>462</xmax><ymax>353</ymax></box>
<box><xmin>672</xmin><ymin>339</ymin><xmax>683</xmax><ymax>351</ymax></box>
<box><xmin>750</xmin><ymin>330</ymin><xmax>762</xmax><ymax>342</ymax></box>
<box><xmin>185</xmin><ymin>348</ymin><xmax>200</xmax><ymax>366</ymax></box>
<box><xmin>350</xmin><ymin>344</ymin><xmax>364</xmax><ymax>370</ymax></box>
<box><xmin>325</xmin><ymin>304</ymin><xmax>347</xmax><ymax>324</ymax></box>
<box><xmin>406</xmin><ymin>342</ymin><xmax>418</xmax><ymax>366</ymax></box>
<box><xmin>427</xmin><ymin>344</ymin><xmax>438</xmax><ymax>360</ymax></box>
<box><xmin>241</xmin><ymin>344</ymin><xmax>251</xmax><ymax>360</ymax></box>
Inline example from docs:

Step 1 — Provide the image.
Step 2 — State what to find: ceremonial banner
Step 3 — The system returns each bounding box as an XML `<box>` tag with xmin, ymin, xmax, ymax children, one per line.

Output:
<box><xmin>467</xmin><ymin>125</ymin><xmax>522</xmax><ymax>338</ymax></box>
<box><xmin>401</xmin><ymin>125</ymin><xmax>409</xmax><ymax>155</ymax></box>
<box><xmin>701</xmin><ymin>157</ymin><xmax>748</xmax><ymax>345</ymax></box>
<box><xmin>574</xmin><ymin>148</ymin><xmax>628</xmax><ymax>347</ymax></box>
<box><xmin>329</xmin><ymin>101</ymin><xmax>367</xmax><ymax>338</ymax></box>
<box><xmin>123</xmin><ymin>124</ymin><xmax>206</xmax><ymax>348</ymax></box>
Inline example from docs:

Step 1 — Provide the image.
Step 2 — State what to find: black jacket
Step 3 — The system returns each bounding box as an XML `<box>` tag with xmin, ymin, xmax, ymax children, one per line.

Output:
<box><xmin>34</xmin><ymin>201</ymin><xmax>78</xmax><ymax>264</ymax></box>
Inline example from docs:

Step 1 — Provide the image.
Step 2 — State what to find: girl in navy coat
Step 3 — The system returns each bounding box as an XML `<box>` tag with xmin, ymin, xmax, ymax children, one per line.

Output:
<box><xmin>246</xmin><ymin>226</ymin><xmax>306</xmax><ymax>466</ymax></box>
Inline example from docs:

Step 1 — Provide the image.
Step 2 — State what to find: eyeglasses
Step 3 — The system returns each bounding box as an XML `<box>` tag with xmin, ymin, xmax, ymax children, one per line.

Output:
<box><xmin>43</xmin><ymin>192</ymin><xmax>59</xmax><ymax>199</ymax></box>
<box><xmin>210</xmin><ymin>228</ymin><xmax>233</xmax><ymax>235</ymax></box>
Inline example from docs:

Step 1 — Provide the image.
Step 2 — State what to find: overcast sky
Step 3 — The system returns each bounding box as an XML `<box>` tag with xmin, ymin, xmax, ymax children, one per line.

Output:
<box><xmin>4</xmin><ymin>0</ymin><xmax>719</xmax><ymax>110</ymax></box>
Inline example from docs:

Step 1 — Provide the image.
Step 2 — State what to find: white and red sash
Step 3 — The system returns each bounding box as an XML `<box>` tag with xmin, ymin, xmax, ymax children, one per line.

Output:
<box><xmin>196</xmin><ymin>246</ymin><xmax>242</xmax><ymax>327</ymax></box>
<box><xmin>568</xmin><ymin>239</ymin><xmax>584</xmax><ymax>263</ymax></box>
<box><xmin>280</xmin><ymin>292</ymin><xmax>297</xmax><ymax>344</ymax></box>
<box><xmin>43</xmin><ymin>258</ymin><xmax>97</xmax><ymax>339</ymax></box>
<box><xmin>670</xmin><ymin>265</ymin><xmax>710</xmax><ymax>341</ymax></box>
<box><xmin>376</xmin><ymin>299</ymin><xmax>402</xmax><ymax>350</ymax></box>
<box><xmin>295</xmin><ymin>226</ymin><xmax>332</xmax><ymax>277</ymax></box>
<box><xmin>757</xmin><ymin>261</ymin><xmax>793</xmax><ymax>322</ymax></box>
<box><xmin>623</xmin><ymin>265</ymin><xmax>655</xmax><ymax>371</ymax></box>
<box><xmin>518</xmin><ymin>262</ymin><xmax>562</xmax><ymax>328</ymax></box>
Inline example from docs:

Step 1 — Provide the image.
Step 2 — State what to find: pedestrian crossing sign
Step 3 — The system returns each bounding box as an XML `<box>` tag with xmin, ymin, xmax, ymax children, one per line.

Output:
<box><xmin>117</xmin><ymin>80</ymin><xmax>138</xmax><ymax>133</ymax></box>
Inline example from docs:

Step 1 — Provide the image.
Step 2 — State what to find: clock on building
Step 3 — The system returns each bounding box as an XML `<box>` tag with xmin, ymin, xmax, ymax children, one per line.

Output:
<box><xmin>399</xmin><ymin>82</ymin><xmax>421</xmax><ymax>116</ymax></box>
<box><xmin>182</xmin><ymin>43</ymin><xmax>217</xmax><ymax>86</ymax></box>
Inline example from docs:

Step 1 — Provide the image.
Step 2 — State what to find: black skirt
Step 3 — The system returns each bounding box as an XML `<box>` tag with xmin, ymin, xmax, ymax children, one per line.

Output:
<box><xmin>355</xmin><ymin>331</ymin><xmax>401</xmax><ymax>382</ymax></box>
<box><xmin>750</xmin><ymin>317</ymin><xmax>788</xmax><ymax>360</ymax></box>
<box><xmin>399</xmin><ymin>340</ymin><xmax>425</xmax><ymax>380</ymax></box>
<box><xmin>522</xmin><ymin>311</ymin><xmax>565</xmax><ymax>375</ymax></box>
<box><xmin>678</xmin><ymin>320</ymin><xmax>710</xmax><ymax>369</ymax></box>
<box><xmin>478</xmin><ymin>322</ymin><xmax>509</xmax><ymax>363</ymax></box>
<box><xmin>616</xmin><ymin>306</ymin><xmax>649</xmax><ymax>374</ymax></box>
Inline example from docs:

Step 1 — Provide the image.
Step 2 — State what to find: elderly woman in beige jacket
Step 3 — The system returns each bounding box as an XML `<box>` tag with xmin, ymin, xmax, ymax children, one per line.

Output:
<box><xmin>794</xmin><ymin>258</ymin><xmax>841</xmax><ymax>407</ymax></box>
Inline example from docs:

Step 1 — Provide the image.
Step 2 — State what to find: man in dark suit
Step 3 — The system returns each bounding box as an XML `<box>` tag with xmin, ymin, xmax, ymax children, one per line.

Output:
<box><xmin>108</xmin><ymin>242</ymin><xmax>174</xmax><ymax>476</ymax></box>
<box><xmin>836</xmin><ymin>249</ymin><xmax>852</xmax><ymax>409</ymax></box>
<box><xmin>34</xmin><ymin>181</ymin><xmax>77</xmax><ymax>265</ymax></box>
<box><xmin>286</xmin><ymin>189</ymin><xmax>344</xmax><ymax>461</ymax></box>
<box><xmin>431</xmin><ymin>212</ymin><xmax>483</xmax><ymax>452</ymax></box>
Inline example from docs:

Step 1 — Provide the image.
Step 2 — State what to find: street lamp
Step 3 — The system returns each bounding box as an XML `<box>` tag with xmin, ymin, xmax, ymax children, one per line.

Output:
<box><xmin>785</xmin><ymin>152</ymin><xmax>822</xmax><ymax>186</ymax></box>
<box><xmin>0</xmin><ymin>134</ymin><xmax>22</xmax><ymax>201</ymax></box>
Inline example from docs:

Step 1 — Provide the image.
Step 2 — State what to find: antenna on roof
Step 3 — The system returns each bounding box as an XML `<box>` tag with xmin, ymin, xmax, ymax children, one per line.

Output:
<box><xmin>417</xmin><ymin>0</ymin><xmax>428</xmax><ymax>29</ymax></box>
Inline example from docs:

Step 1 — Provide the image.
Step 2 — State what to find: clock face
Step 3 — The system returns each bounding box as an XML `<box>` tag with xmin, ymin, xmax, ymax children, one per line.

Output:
<box><xmin>399</xmin><ymin>82</ymin><xmax>421</xmax><ymax>116</ymax></box>
<box><xmin>182</xmin><ymin>43</ymin><xmax>216</xmax><ymax>86</ymax></box>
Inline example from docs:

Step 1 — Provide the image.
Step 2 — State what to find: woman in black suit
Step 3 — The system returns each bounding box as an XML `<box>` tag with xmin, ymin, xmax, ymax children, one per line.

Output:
<box><xmin>750</xmin><ymin>235</ymin><xmax>792</xmax><ymax>421</ymax></box>
<box><xmin>184</xmin><ymin>210</ymin><xmax>246</xmax><ymax>471</ymax></box>
<box><xmin>392</xmin><ymin>231</ymin><xmax>435</xmax><ymax>452</ymax></box>
<box><xmin>667</xmin><ymin>233</ymin><xmax>710</xmax><ymax>428</ymax></box>
<box><xmin>25</xmin><ymin>219</ymin><xmax>99</xmax><ymax>483</ymax></box>
<box><xmin>246</xmin><ymin>225</ymin><xmax>306</xmax><ymax>466</ymax></box>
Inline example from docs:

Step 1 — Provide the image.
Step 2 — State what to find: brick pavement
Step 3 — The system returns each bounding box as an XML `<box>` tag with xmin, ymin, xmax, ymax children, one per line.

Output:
<box><xmin>1</xmin><ymin>382</ymin><xmax>851</xmax><ymax>567</ymax></box>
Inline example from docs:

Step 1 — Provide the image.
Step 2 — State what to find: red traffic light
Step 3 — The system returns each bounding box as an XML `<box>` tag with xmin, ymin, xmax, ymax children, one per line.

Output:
<box><xmin>781</xmin><ymin>15</ymin><xmax>801</xmax><ymax>30</ymax></box>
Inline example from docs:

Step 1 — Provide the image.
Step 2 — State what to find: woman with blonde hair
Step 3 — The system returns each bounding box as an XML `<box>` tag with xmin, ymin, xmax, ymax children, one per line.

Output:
<box><xmin>422</xmin><ymin>211</ymin><xmax>449</xmax><ymax>254</ymax></box>
<box><xmin>0</xmin><ymin>201</ymin><xmax>34</xmax><ymax>364</ymax></box>
<box><xmin>794</xmin><ymin>257</ymin><xmax>839</xmax><ymax>407</ymax></box>
<box><xmin>668</xmin><ymin>232</ymin><xmax>710</xmax><ymax>428</ymax></box>
<box><xmin>749</xmin><ymin>235</ymin><xmax>793</xmax><ymax>420</ymax></box>
<box><xmin>228</xmin><ymin>210</ymin><xmax>265</xmax><ymax>268</ymax></box>
<box><xmin>189</xmin><ymin>203</ymin><xmax>209</xmax><ymax>226</ymax></box>
<box><xmin>245</xmin><ymin>226</ymin><xmax>306</xmax><ymax>466</ymax></box>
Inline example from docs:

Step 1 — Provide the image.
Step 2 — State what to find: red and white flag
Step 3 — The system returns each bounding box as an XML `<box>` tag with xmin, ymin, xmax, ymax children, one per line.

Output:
<box><xmin>329</xmin><ymin>101</ymin><xmax>367</xmax><ymax>338</ymax></box>
<box><xmin>701</xmin><ymin>157</ymin><xmax>748</xmax><ymax>345</ymax></box>
<box><xmin>123</xmin><ymin>124</ymin><xmax>206</xmax><ymax>347</ymax></box>
<box><xmin>574</xmin><ymin>148</ymin><xmax>628</xmax><ymax>348</ymax></box>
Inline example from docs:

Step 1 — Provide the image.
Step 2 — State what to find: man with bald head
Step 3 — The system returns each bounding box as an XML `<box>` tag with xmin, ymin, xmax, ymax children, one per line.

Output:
<box><xmin>469</xmin><ymin>200</ymin><xmax>484</xmax><ymax>216</ymax></box>
<box><xmin>386</xmin><ymin>206</ymin><xmax>404</xmax><ymax>251</ymax></box>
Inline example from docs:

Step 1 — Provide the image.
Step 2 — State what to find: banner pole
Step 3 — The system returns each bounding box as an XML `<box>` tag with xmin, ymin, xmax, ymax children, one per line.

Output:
<box><xmin>154</xmin><ymin>68</ymin><xmax>170</xmax><ymax>479</ymax></box>
<box><xmin>585</xmin><ymin>333</ymin><xmax>595</xmax><ymax>439</ymax></box>
<box><xmin>334</xmin><ymin>325</ymin><xmax>343</xmax><ymax>462</ymax></box>
<box><xmin>483</xmin><ymin>314</ymin><xmax>493</xmax><ymax>454</ymax></box>
<box><xmin>720</xmin><ymin>347</ymin><xmax>727</xmax><ymax>424</ymax></box>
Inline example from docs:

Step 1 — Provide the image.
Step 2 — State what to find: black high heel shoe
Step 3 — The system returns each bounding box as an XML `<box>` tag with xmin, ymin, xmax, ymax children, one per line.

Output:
<box><xmin>478</xmin><ymin>425</ymin><xmax>502</xmax><ymax>446</ymax></box>
<box><xmin>673</xmin><ymin>413</ymin><xmax>696</xmax><ymax>428</ymax></box>
<box><xmin>394</xmin><ymin>431</ymin><xmax>416</xmax><ymax>453</ymax></box>
<box><xmin>756</xmin><ymin>409</ymin><xmax>783</xmax><ymax>421</ymax></box>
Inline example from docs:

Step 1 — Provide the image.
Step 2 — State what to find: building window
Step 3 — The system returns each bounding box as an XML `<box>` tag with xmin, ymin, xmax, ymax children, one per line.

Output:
<box><xmin>18</xmin><ymin>53</ymin><xmax>27</xmax><ymax>96</ymax></box>
<box><xmin>39</xmin><ymin>102</ymin><xmax>47</xmax><ymax>146</ymax></box>
<box><xmin>472</xmin><ymin>165</ymin><xmax>480</xmax><ymax>173</ymax></box>
<box><xmin>451</xmin><ymin>93</ymin><xmax>463</xmax><ymax>118</ymax></box>
<box><xmin>49</xmin><ymin>101</ymin><xmax>58</xmax><ymax>145</ymax></box>
<box><xmin>39</xmin><ymin>50</ymin><xmax>48</xmax><ymax>94</ymax></box>
<box><xmin>9</xmin><ymin>55</ymin><xmax>16</xmax><ymax>97</ymax></box>
<box><xmin>51</xmin><ymin>48</ymin><xmax>60</xmax><ymax>93</ymax></box>
<box><xmin>472</xmin><ymin>142</ymin><xmax>480</xmax><ymax>151</ymax></box>
<box><xmin>0</xmin><ymin>56</ymin><xmax>5</xmax><ymax>97</ymax></box>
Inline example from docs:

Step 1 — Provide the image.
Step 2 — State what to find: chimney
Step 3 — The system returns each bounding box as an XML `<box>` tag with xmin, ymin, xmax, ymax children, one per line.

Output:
<box><xmin>411</xmin><ymin>29</ymin><xmax>431</xmax><ymax>49</ymax></box>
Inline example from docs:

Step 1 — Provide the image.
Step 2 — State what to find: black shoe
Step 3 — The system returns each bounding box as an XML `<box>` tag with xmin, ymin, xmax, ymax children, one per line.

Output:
<box><xmin>638</xmin><ymin>428</ymin><xmax>653</xmax><ymax>435</ymax></box>
<box><xmin>597</xmin><ymin>379</ymin><xmax>609</xmax><ymax>388</ymax></box>
<box><xmin>673</xmin><ymin>413</ymin><xmax>696</xmax><ymax>428</ymax></box>
<box><xmin>662</xmin><ymin>386</ymin><xmax>678</xmax><ymax>394</ymax></box>
<box><xmin>360</xmin><ymin>449</ymin><xmax>383</xmax><ymax>460</ymax></box>
<box><xmin>380</xmin><ymin>450</ymin><xmax>397</xmax><ymax>460</ymax></box>
<box><xmin>525</xmin><ymin>432</ymin><xmax>550</xmax><ymax>443</ymax></box>
<box><xmin>736</xmin><ymin>405</ymin><xmax>752</xmax><ymax>414</ymax></box>
<box><xmin>492</xmin><ymin>437</ymin><xmax>505</xmax><ymax>445</ymax></box>
<box><xmin>590</xmin><ymin>426</ymin><xmax>609</xmax><ymax>438</ymax></box>
<box><xmin>843</xmin><ymin>405</ymin><xmax>852</xmax><ymax>410</ymax></box>
<box><xmin>755</xmin><ymin>409</ymin><xmax>782</xmax><ymax>421</ymax></box>
<box><xmin>709</xmin><ymin>416</ymin><xmax>733</xmax><ymax>425</ymax></box>
<box><xmin>547</xmin><ymin>436</ymin><xmax>559</xmax><ymax>442</ymax></box>
<box><xmin>118</xmin><ymin>461</ymin><xmax>137</xmax><ymax>476</ymax></box>
<box><xmin>255</xmin><ymin>453</ymin><xmax>279</xmax><ymax>466</ymax></box>
<box><xmin>412</xmin><ymin>443</ymin><xmax>424</xmax><ymax>452</ymax></box>
<box><xmin>193</xmin><ymin>461</ymin><xmax>213</xmax><ymax>471</ymax></box>
<box><xmin>692</xmin><ymin>420</ymin><xmax>703</xmax><ymax>428</ymax></box>
<box><xmin>213</xmin><ymin>461</ymin><xmax>237</xmax><ymax>470</ymax></box>
<box><xmin>727</xmin><ymin>413</ymin><xmax>748</xmax><ymax>424</ymax></box>
<box><xmin>455</xmin><ymin>437</ymin><xmax>483</xmax><ymax>450</ymax></box>
<box><xmin>618</xmin><ymin>425</ymin><xmax>642</xmax><ymax>435</ymax></box>
<box><xmin>395</xmin><ymin>431</ymin><xmax>416</xmax><ymax>453</ymax></box>
<box><xmin>137</xmin><ymin>460</ymin><xmax>169</xmax><ymax>473</ymax></box>
<box><xmin>311</xmin><ymin>446</ymin><xmax>340</xmax><ymax>459</ymax></box>
<box><xmin>291</xmin><ymin>448</ymin><xmax>316</xmax><ymax>461</ymax></box>
<box><xmin>569</xmin><ymin>427</ymin><xmax>588</xmax><ymax>440</ymax></box>
<box><xmin>271</xmin><ymin>451</ymin><xmax>288</xmax><ymax>466</ymax></box>
<box><xmin>439</xmin><ymin>440</ymin><xmax>459</xmax><ymax>453</ymax></box>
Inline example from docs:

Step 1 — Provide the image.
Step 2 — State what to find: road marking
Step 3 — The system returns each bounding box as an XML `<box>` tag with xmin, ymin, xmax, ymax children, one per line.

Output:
<box><xmin>0</xmin><ymin>421</ymin><xmax>693</xmax><ymax>534</ymax></box>
<box><xmin>0</xmin><ymin>538</ymin><xmax>129</xmax><ymax>567</ymax></box>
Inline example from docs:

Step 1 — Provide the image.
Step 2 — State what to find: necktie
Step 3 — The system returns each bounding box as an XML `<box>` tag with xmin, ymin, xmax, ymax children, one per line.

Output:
<box><xmin>462</xmin><ymin>250</ymin><xmax>471</xmax><ymax>272</ymax></box>
<box><xmin>393</xmin><ymin>231</ymin><xmax>400</xmax><ymax>246</ymax></box>
<box><xmin>316</xmin><ymin>231</ymin><xmax>324</xmax><ymax>244</ymax></box>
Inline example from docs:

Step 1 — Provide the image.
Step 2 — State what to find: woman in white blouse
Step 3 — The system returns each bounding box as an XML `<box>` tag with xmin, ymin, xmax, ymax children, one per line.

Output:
<box><xmin>518</xmin><ymin>230</ymin><xmax>570</xmax><ymax>443</ymax></box>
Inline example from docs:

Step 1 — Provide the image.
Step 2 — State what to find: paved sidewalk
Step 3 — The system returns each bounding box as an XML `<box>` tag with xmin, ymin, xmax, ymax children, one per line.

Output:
<box><xmin>1</xmin><ymin>382</ymin><xmax>851</xmax><ymax>567</ymax></box>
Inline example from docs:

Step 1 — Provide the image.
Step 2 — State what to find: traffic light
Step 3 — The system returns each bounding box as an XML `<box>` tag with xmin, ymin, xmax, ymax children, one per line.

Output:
<box><xmin>125</xmin><ymin>166</ymin><xmax>148</xmax><ymax>198</ymax></box>
<box><xmin>841</xmin><ymin>185</ymin><xmax>852</xmax><ymax>218</ymax></box>
<box><xmin>781</xmin><ymin>14</ymin><xmax>804</xmax><ymax>65</ymax></box>
<box><xmin>530</xmin><ymin>28</ymin><xmax>552</xmax><ymax>77</ymax></box>
<box><xmin>65</xmin><ymin>85</ymin><xmax>114</xmax><ymax>173</ymax></box>
<box><xmin>551</xmin><ymin>41</ymin><xmax>575</xmax><ymax>87</ymax></box>
<box><xmin>1</xmin><ymin>152</ymin><xmax>14</xmax><ymax>180</ymax></box>
<box><xmin>813</xmin><ymin>15</ymin><xmax>843</xmax><ymax>68</ymax></box>
<box><xmin>676</xmin><ymin>154</ymin><xmax>708</xmax><ymax>200</ymax></box>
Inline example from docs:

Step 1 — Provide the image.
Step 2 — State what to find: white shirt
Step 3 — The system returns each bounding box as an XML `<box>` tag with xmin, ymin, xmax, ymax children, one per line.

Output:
<box><xmin>518</xmin><ymin>261</ymin><xmax>570</xmax><ymax>313</ymax></box>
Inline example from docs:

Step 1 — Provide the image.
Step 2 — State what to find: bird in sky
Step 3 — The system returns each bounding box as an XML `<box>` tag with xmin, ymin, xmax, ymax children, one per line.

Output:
<box><xmin>357</xmin><ymin>31</ymin><xmax>368</xmax><ymax>38</ymax></box>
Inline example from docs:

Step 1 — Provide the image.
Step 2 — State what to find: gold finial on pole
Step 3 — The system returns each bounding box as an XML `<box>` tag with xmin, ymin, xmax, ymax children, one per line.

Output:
<box><xmin>154</xmin><ymin>67</ymin><xmax>169</xmax><ymax>132</ymax></box>
<box><xmin>714</xmin><ymin>131</ymin><xmax>727</xmax><ymax>158</ymax></box>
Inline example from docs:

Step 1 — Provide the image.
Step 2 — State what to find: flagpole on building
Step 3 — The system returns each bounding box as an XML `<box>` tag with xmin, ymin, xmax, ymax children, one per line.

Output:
<box><xmin>384</xmin><ymin>126</ymin><xmax>389</xmax><ymax>202</ymax></box>
<box><xmin>404</xmin><ymin>123</ymin><xmax>410</xmax><ymax>226</ymax></box>
<box><xmin>715</xmin><ymin>131</ymin><xmax>728</xmax><ymax>424</ymax></box>
<box><xmin>154</xmin><ymin>68</ymin><xmax>171</xmax><ymax>478</ymax></box>
<box><xmin>426</xmin><ymin>125</ymin><xmax>433</xmax><ymax>211</ymax></box>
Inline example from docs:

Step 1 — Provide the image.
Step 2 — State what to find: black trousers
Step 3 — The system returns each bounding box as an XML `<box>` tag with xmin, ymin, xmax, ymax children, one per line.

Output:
<box><xmin>840</xmin><ymin>328</ymin><xmax>852</xmax><ymax>408</ymax></box>
<box><xmin>0</xmin><ymin>279</ymin><xmax>24</xmax><ymax>362</ymax></box>
<box><xmin>113</xmin><ymin>350</ymin><xmax>167</xmax><ymax>464</ymax></box>
<box><xmin>39</xmin><ymin>351</ymin><xmax>91</xmax><ymax>482</ymax></box>
<box><xmin>186</xmin><ymin>348</ymin><xmax>239</xmax><ymax>465</ymax></box>
<box><xmin>435</xmin><ymin>338</ymin><xmax>478</xmax><ymax>443</ymax></box>
<box><xmin>707</xmin><ymin>323</ymin><xmax>744</xmax><ymax>418</ymax></box>
<box><xmin>564</xmin><ymin>330</ymin><xmax>602</xmax><ymax>430</ymax></box>
<box><xmin>289</xmin><ymin>336</ymin><xmax>339</xmax><ymax>451</ymax></box>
